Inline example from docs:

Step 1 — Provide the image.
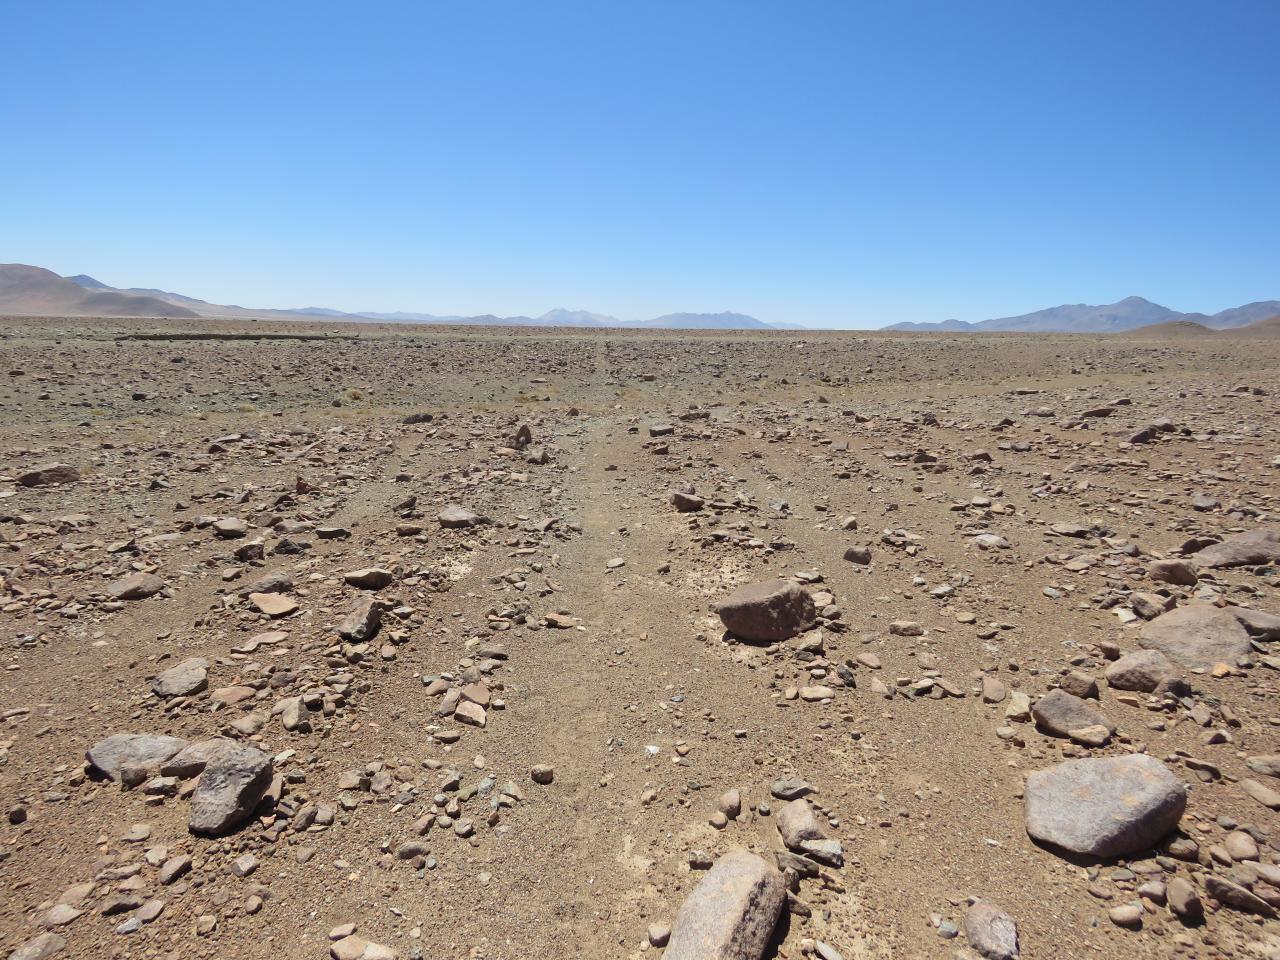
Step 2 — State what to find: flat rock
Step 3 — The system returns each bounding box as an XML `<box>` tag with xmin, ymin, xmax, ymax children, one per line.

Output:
<box><xmin>1190</xmin><ymin>528</ymin><xmax>1280</xmax><ymax>568</ymax></box>
<box><xmin>1242</xmin><ymin>778</ymin><xmax>1280</xmax><ymax>810</ymax></box>
<box><xmin>18</xmin><ymin>463</ymin><xmax>79</xmax><ymax>487</ymax></box>
<box><xmin>714</xmin><ymin>579</ymin><xmax>816</xmax><ymax>643</ymax></box>
<box><xmin>1138</xmin><ymin>603</ymin><xmax>1253</xmax><ymax>669</ymax></box>
<box><xmin>1024</xmin><ymin>754</ymin><xmax>1186</xmax><ymax>858</ymax></box>
<box><xmin>8</xmin><ymin>934</ymin><xmax>66</xmax><ymax>960</ymax></box>
<box><xmin>664</xmin><ymin>848</ymin><xmax>785</xmax><ymax>960</ymax></box>
<box><xmin>344</xmin><ymin>568</ymin><xmax>394</xmax><ymax>590</ymax></box>
<box><xmin>106</xmin><ymin>572</ymin><xmax>166</xmax><ymax>601</ymax></box>
<box><xmin>212</xmin><ymin>517</ymin><xmax>248</xmax><ymax>538</ymax></box>
<box><xmin>249</xmin><ymin>592</ymin><xmax>298</xmax><ymax>617</ymax></box>
<box><xmin>188</xmin><ymin>745</ymin><xmax>272</xmax><ymax>836</ymax></box>
<box><xmin>152</xmin><ymin>658</ymin><xmax>208</xmax><ymax>698</ymax></box>
<box><xmin>86</xmin><ymin>734</ymin><xmax>189</xmax><ymax>781</ymax></box>
<box><xmin>239</xmin><ymin>573</ymin><xmax>293</xmax><ymax>596</ymax></box>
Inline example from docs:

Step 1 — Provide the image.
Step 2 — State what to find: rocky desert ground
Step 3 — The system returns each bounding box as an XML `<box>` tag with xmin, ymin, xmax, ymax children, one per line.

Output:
<box><xmin>1</xmin><ymin>314</ymin><xmax>1278</xmax><ymax>960</ymax></box>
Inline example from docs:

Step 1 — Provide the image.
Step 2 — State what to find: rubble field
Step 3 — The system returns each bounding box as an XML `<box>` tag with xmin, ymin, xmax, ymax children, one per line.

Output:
<box><xmin>1</xmin><ymin>314</ymin><xmax>1278</xmax><ymax>960</ymax></box>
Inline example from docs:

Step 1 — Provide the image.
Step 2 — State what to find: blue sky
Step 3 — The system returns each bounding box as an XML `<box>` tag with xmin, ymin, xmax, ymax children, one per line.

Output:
<box><xmin>3</xmin><ymin>1</ymin><xmax>1277</xmax><ymax>328</ymax></box>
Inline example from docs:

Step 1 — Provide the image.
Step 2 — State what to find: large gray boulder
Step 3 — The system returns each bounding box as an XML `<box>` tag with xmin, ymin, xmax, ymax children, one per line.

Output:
<box><xmin>1138</xmin><ymin>603</ymin><xmax>1253</xmax><ymax>669</ymax></box>
<box><xmin>152</xmin><ymin>658</ymin><xmax>208</xmax><ymax>698</ymax></box>
<box><xmin>86</xmin><ymin>733</ymin><xmax>189</xmax><ymax>781</ymax></box>
<box><xmin>664</xmin><ymin>849</ymin><xmax>785</xmax><ymax>960</ymax></box>
<box><xmin>1190</xmin><ymin>528</ymin><xmax>1280</xmax><ymax>568</ymax></box>
<box><xmin>1024</xmin><ymin>754</ymin><xmax>1186</xmax><ymax>858</ymax></box>
<box><xmin>714</xmin><ymin>579</ymin><xmax>816</xmax><ymax>643</ymax></box>
<box><xmin>189</xmin><ymin>745</ymin><xmax>273</xmax><ymax>836</ymax></box>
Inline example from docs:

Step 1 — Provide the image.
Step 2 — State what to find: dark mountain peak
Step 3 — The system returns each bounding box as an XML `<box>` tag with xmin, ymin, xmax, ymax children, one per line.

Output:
<box><xmin>0</xmin><ymin>263</ymin><xmax>197</xmax><ymax>318</ymax></box>
<box><xmin>67</xmin><ymin>274</ymin><xmax>111</xmax><ymax>289</ymax></box>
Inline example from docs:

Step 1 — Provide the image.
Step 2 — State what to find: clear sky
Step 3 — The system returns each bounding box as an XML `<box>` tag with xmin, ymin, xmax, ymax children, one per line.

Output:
<box><xmin>4</xmin><ymin>1</ymin><xmax>1277</xmax><ymax>328</ymax></box>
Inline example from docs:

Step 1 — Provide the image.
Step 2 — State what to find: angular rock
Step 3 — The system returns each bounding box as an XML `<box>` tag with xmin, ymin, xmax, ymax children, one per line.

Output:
<box><xmin>188</xmin><ymin>745</ymin><xmax>272</xmax><ymax>836</ymax></box>
<box><xmin>1231</xmin><ymin>606</ymin><xmax>1280</xmax><ymax>641</ymax></box>
<box><xmin>1138</xmin><ymin>603</ymin><xmax>1253</xmax><ymax>669</ymax></box>
<box><xmin>160</xmin><ymin>738</ymin><xmax>235</xmax><ymax>778</ymax></box>
<box><xmin>714</xmin><ymin>579</ymin><xmax>816</xmax><ymax>643</ymax></box>
<box><xmin>1204</xmin><ymin>876</ymin><xmax>1276</xmax><ymax>917</ymax></box>
<box><xmin>1245</xmin><ymin>754</ymin><xmax>1280</xmax><ymax>778</ymax></box>
<box><xmin>454</xmin><ymin>700</ymin><xmax>487</xmax><ymax>727</ymax></box>
<box><xmin>842</xmin><ymin>546</ymin><xmax>872</xmax><ymax>565</ymax></box>
<box><xmin>1130</xmin><ymin>592</ymin><xmax>1173</xmax><ymax>620</ymax></box>
<box><xmin>670</xmin><ymin>490</ymin><xmax>705</xmax><ymax>512</ymax></box>
<box><xmin>438</xmin><ymin>504</ymin><xmax>484</xmax><ymax>528</ymax></box>
<box><xmin>664</xmin><ymin>849</ymin><xmax>785</xmax><ymax>960</ymax></box>
<box><xmin>1024</xmin><ymin>754</ymin><xmax>1186</xmax><ymax>858</ymax></box>
<box><xmin>1104</xmin><ymin>650</ymin><xmax>1178</xmax><ymax>693</ymax></box>
<box><xmin>1148</xmin><ymin>559</ymin><xmax>1197</xmax><ymax>586</ymax></box>
<box><xmin>776</xmin><ymin>799</ymin><xmax>824</xmax><ymax>850</ymax></box>
<box><xmin>338</xmin><ymin>596</ymin><xmax>382</xmax><ymax>641</ymax></box>
<box><xmin>86</xmin><ymin>734</ymin><xmax>189</xmax><ymax>781</ymax></box>
<box><xmin>1031</xmin><ymin>689</ymin><xmax>1115</xmax><ymax>738</ymax></box>
<box><xmin>18</xmin><ymin>464</ymin><xmax>80</xmax><ymax>487</ymax></box>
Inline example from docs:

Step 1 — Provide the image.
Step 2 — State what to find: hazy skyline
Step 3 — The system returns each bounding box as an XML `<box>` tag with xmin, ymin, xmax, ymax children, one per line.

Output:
<box><xmin>5</xmin><ymin>1</ymin><xmax>1278</xmax><ymax>329</ymax></box>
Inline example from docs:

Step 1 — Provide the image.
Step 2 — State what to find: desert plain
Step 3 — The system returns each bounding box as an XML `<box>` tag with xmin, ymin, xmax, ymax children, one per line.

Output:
<box><xmin>1</xmin><ymin>314</ymin><xmax>1278</xmax><ymax>960</ymax></box>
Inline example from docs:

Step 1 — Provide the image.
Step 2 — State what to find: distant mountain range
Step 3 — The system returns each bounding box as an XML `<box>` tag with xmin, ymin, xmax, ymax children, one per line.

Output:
<box><xmin>0</xmin><ymin>265</ymin><xmax>200</xmax><ymax>319</ymax></box>
<box><xmin>3</xmin><ymin>265</ymin><xmax>1275</xmax><ymax>335</ymax></box>
<box><xmin>883</xmin><ymin>295</ymin><xmax>1280</xmax><ymax>333</ymax></box>
<box><xmin>0</xmin><ymin>264</ymin><xmax>784</xmax><ymax>330</ymax></box>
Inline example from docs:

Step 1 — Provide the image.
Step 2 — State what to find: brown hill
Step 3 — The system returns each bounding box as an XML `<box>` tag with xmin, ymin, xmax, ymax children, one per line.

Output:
<box><xmin>0</xmin><ymin>264</ymin><xmax>198</xmax><ymax>318</ymax></box>
<box><xmin>1120</xmin><ymin>319</ymin><xmax>1215</xmax><ymax>338</ymax></box>
<box><xmin>1226</xmin><ymin>313</ymin><xmax>1280</xmax><ymax>337</ymax></box>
